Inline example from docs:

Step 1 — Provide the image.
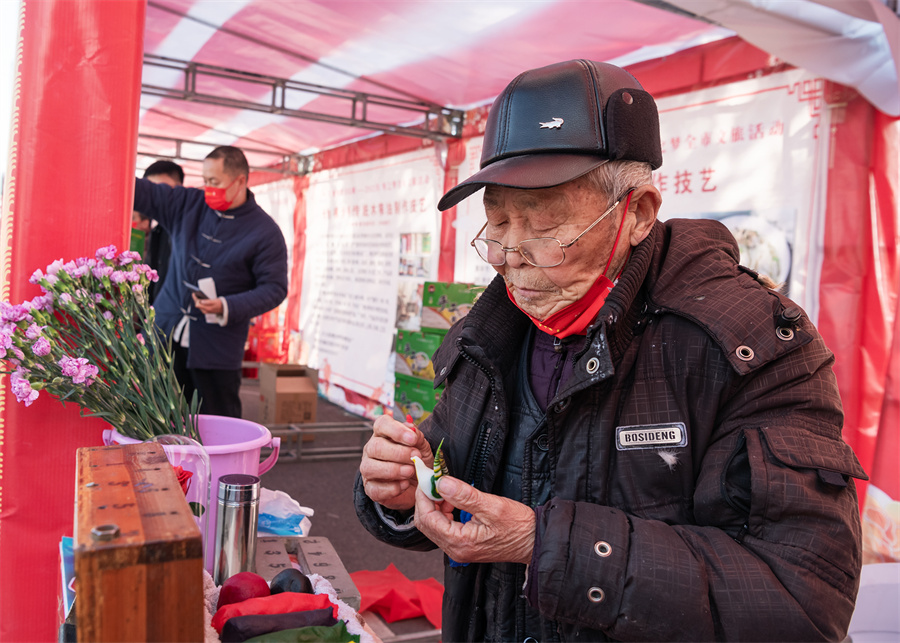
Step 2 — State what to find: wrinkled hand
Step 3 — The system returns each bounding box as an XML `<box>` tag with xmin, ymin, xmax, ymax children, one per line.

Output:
<box><xmin>415</xmin><ymin>476</ymin><xmax>535</xmax><ymax>565</ymax></box>
<box><xmin>193</xmin><ymin>294</ymin><xmax>224</xmax><ymax>315</ymax></box>
<box><xmin>359</xmin><ymin>415</ymin><xmax>433</xmax><ymax>510</ymax></box>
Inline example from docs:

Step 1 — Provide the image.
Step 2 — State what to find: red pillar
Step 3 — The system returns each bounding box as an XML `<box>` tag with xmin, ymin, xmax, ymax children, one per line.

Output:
<box><xmin>0</xmin><ymin>1</ymin><xmax>145</xmax><ymax>640</ymax></box>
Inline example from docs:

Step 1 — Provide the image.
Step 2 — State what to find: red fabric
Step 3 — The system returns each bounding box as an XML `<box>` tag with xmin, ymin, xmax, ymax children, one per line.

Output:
<box><xmin>211</xmin><ymin>592</ymin><xmax>339</xmax><ymax>633</ymax></box>
<box><xmin>351</xmin><ymin>563</ymin><xmax>444</xmax><ymax>629</ymax></box>
<box><xmin>0</xmin><ymin>1</ymin><xmax>145</xmax><ymax>641</ymax></box>
<box><xmin>628</xmin><ymin>37</ymin><xmax>792</xmax><ymax>99</ymax></box>
<box><xmin>817</xmin><ymin>95</ymin><xmax>900</xmax><ymax>511</ymax></box>
<box><xmin>284</xmin><ymin>174</ymin><xmax>310</xmax><ymax>339</ymax></box>
<box><xmin>438</xmin><ymin>140</ymin><xmax>467</xmax><ymax>282</ymax></box>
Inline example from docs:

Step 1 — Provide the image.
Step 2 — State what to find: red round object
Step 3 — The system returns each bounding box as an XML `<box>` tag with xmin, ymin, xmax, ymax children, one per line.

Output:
<box><xmin>216</xmin><ymin>572</ymin><xmax>271</xmax><ymax>610</ymax></box>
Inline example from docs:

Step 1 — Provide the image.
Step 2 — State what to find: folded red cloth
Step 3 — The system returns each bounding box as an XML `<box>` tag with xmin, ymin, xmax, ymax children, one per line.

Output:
<box><xmin>212</xmin><ymin>592</ymin><xmax>338</xmax><ymax>633</ymax></box>
<box><xmin>350</xmin><ymin>563</ymin><xmax>443</xmax><ymax>629</ymax></box>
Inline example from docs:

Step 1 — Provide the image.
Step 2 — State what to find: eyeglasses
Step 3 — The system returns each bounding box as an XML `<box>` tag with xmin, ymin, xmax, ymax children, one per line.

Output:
<box><xmin>470</xmin><ymin>188</ymin><xmax>635</xmax><ymax>268</ymax></box>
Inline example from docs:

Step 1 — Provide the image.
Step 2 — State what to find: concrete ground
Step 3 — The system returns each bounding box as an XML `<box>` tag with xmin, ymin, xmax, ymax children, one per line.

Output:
<box><xmin>240</xmin><ymin>378</ymin><xmax>444</xmax><ymax>641</ymax></box>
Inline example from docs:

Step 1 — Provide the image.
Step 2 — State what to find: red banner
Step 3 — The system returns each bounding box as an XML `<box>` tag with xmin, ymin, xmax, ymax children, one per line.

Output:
<box><xmin>0</xmin><ymin>1</ymin><xmax>145</xmax><ymax>639</ymax></box>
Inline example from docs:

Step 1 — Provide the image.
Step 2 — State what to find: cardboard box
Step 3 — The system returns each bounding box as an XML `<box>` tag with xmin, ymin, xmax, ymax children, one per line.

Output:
<box><xmin>259</xmin><ymin>363</ymin><xmax>318</xmax><ymax>425</ymax></box>
<box><xmin>395</xmin><ymin>328</ymin><xmax>447</xmax><ymax>380</ymax></box>
<box><xmin>395</xmin><ymin>373</ymin><xmax>444</xmax><ymax>424</ymax></box>
<box><xmin>421</xmin><ymin>281</ymin><xmax>481</xmax><ymax>330</ymax></box>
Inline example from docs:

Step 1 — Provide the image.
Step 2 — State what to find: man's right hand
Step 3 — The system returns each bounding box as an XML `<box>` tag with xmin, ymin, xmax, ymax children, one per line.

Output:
<box><xmin>360</xmin><ymin>415</ymin><xmax>433</xmax><ymax>511</ymax></box>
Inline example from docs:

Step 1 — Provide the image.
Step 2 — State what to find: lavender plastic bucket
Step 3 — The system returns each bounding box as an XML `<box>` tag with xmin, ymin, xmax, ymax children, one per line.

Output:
<box><xmin>102</xmin><ymin>415</ymin><xmax>280</xmax><ymax>573</ymax></box>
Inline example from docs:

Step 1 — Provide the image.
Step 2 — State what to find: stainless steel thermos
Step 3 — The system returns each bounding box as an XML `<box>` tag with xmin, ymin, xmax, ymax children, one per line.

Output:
<box><xmin>213</xmin><ymin>473</ymin><xmax>260</xmax><ymax>585</ymax></box>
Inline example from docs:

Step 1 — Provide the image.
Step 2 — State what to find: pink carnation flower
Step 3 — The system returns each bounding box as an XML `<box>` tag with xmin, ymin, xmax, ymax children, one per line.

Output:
<box><xmin>46</xmin><ymin>259</ymin><xmax>66</xmax><ymax>275</ymax></box>
<box><xmin>32</xmin><ymin>336</ymin><xmax>51</xmax><ymax>356</ymax></box>
<box><xmin>95</xmin><ymin>245</ymin><xmax>118</xmax><ymax>261</ymax></box>
<box><xmin>10</xmin><ymin>372</ymin><xmax>39</xmax><ymax>406</ymax></box>
<box><xmin>71</xmin><ymin>264</ymin><xmax>90</xmax><ymax>278</ymax></box>
<box><xmin>116</xmin><ymin>250</ymin><xmax>141</xmax><ymax>265</ymax></box>
<box><xmin>110</xmin><ymin>271</ymin><xmax>128</xmax><ymax>284</ymax></box>
<box><xmin>25</xmin><ymin>323</ymin><xmax>44</xmax><ymax>339</ymax></box>
<box><xmin>0</xmin><ymin>302</ymin><xmax>31</xmax><ymax>323</ymax></box>
<box><xmin>92</xmin><ymin>264</ymin><xmax>113</xmax><ymax>279</ymax></box>
<box><xmin>30</xmin><ymin>294</ymin><xmax>53</xmax><ymax>311</ymax></box>
<box><xmin>58</xmin><ymin>355</ymin><xmax>99</xmax><ymax>385</ymax></box>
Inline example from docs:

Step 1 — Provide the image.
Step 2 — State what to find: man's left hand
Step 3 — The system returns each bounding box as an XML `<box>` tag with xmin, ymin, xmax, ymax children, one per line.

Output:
<box><xmin>193</xmin><ymin>294</ymin><xmax>224</xmax><ymax>315</ymax></box>
<box><xmin>414</xmin><ymin>475</ymin><xmax>535</xmax><ymax>565</ymax></box>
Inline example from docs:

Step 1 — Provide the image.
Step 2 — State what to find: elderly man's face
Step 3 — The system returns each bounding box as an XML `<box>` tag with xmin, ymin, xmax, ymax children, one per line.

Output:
<box><xmin>483</xmin><ymin>179</ymin><xmax>626</xmax><ymax>320</ymax></box>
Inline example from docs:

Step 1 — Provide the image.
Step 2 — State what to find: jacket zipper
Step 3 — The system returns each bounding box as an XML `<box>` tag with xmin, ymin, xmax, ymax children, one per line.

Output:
<box><xmin>458</xmin><ymin>341</ymin><xmax>500</xmax><ymax>489</ymax></box>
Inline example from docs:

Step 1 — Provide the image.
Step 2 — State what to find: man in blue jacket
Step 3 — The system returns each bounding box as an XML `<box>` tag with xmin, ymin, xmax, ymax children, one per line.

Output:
<box><xmin>134</xmin><ymin>146</ymin><xmax>288</xmax><ymax>418</ymax></box>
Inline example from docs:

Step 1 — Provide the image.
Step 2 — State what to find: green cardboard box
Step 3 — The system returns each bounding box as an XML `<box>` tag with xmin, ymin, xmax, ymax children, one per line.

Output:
<box><xmin>420</xmin><ymin>281</ymin><xmax>481</xmax><ymax>330</ymax></box>
<box><xmin>394</xmin><ymin>373</ymin><xmax>444</xmax><ymax>424</ymax></box>
<box><xmin>395</xmin><ymin>328</ymin><xmax>447</xmax><ymax>381</ymax></box>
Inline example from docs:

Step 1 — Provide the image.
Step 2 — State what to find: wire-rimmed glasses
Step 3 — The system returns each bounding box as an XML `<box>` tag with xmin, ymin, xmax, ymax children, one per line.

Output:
<box><xmin>470</xmin><ymin>188</ymin><xmax>635</xmax><ymax>268</ymax></box>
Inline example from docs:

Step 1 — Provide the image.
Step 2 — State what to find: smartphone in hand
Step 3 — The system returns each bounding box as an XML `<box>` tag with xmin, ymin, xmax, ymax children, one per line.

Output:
<box><xmin>183</xmin><ymin>281</ymin><xmax>209</xmax><ymax>300</ymax></box>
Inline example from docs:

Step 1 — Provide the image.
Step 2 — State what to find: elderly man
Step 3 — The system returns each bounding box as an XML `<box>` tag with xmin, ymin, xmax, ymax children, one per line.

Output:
<box><xmin>356</xmin><ymin>60</ymin><xmax>867</xmax><ymax>641</ymax></box>
<box><xmin>134</xmin><ymin>145</ymin><xmax>288</xmax><ymax>418</ymax></box>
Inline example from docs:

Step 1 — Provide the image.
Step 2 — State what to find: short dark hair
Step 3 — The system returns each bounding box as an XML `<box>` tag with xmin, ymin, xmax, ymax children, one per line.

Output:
<box><xmin>205</xmin><ymin>146</ymin><xmax>250</xmax><ymax>179</ymax></box>
<box><xmin>143</xmin><ymin>160</ymin><xmax>185</xmax><ymax>184</ymax></box>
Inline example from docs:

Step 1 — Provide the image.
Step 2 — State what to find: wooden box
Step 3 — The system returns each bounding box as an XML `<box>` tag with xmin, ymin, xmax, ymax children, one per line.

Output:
<box><xmin>74</xmin><ymin>442</ymin><xmax>203</xmax><ymax>642</ymax></box>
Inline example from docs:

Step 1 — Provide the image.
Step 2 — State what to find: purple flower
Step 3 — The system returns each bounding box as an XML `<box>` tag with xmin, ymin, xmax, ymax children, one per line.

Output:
<box><xmin>132</xmin><ymin>284</ymin><xmax>144</xmax><ymax>294</ymax></box>
<box><xmin>29</xmin><ymin>269</ymin><xmax>44</xmax><ymax>284</ymax></box>
<box><xmin>116</xmin><ymin>250</ymin><xmax>141</xmax><ymax>265</ymax></box>
<box><xmin>0</xmin><ymin>328</ymin><xmax>13</xmax><ymax>350</ymax></box>
<box><xmin>75</xmin><ymin>257</ymin><xmax>95</xmax><ymax>268</ymax></box>
<box><xmin>32</xmin><ymin>336</ymin><xmax>51</xmax><ymax>356</ymax></box>
<box><xmin>46</xmin><ymin>259</ymin><xmax>65</xmax><ymax>275</ymax></box>
<box><xmin>58</xmin><ymin>293</ymin><xmax>73</xmax><ymax>305</ymax></box>
<box><xmin>70</xmin><ymin>264</ymin><xmax>90</xmax><ymax>278</ymax></box>
<box><xmin>147</xmin><ymin>269</ymin><xmax>159</xmax><ymax>283</ymax></box>
<box><xmin>102</xmin><ymin>311</ymin><xmax>114</xmax><ymax>321</ymax></box>
<box><xmin>110</xmin><ymin>271</ymin><xmax>128</xmax><ymax>284</ymax></box>
<box><xmin>11</xmin><ymin>347</ymin><xmax>24</xmax><ymax>361</ymax></box>
<box><xmin>125</xmin><ymin>271</ymin><xmax>140</xmax><ymax>283</ymax></box>
<box><xmin>95</xmin><ymin>245</ymin><xmax>118</xmax><ymax>261</ymax></box>
<box><xmin>0</xmin><ymin>302</ymin><xmax>31</xmax><ymax>323</ymax></box>
<box><xmin>25</xmin><ymin>323</ymin><xmax>44</xmax><ymax>339</ymax></box>
<box><xmin>91</xmin><ymin>264</ymin><xmax>113</xmax><ymax>279</ymax></box>
<box><xmin>58</xmin><ymin>355</ymin><xmax>99</xmax><ymax>384</ymax></box>
<box><xmin>10</xmin><ymin>372</ymin><xmax>39</xmax><ymax>406</ymax></box>
<box><xmin>29</xmin><ymin>294</ymin><xmax>53</xmax><ymax>311</ymax></box>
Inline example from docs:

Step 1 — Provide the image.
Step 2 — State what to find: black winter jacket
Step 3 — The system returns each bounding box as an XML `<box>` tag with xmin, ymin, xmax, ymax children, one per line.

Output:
<box><xmin>355</xmin><ymin>218</ymin><xmax>867</xmax><ymax>642</ymax></box>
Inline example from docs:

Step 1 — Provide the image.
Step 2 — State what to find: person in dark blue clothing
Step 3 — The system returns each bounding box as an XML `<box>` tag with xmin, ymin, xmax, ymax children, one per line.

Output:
<box><xmin>134</xmin><ymin>145</ymin><xmax>288</xmax><ymax>418</ymax></box>
<box><xmin>139</xmin><ymin>160</ymin><xmax>183</xmax><ymax>304</ymax></box>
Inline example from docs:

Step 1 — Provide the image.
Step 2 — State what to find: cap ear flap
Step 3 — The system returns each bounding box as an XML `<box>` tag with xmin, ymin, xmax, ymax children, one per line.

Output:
<box><xmin>605</xmin><ymin>88</ymin><xmax>663</xmax><ymax>169</ymax></box>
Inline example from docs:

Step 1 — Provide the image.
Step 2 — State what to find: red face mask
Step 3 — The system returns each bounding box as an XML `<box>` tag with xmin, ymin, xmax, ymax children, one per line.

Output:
<box><xmin>204</xmin><ymin>178</ymin><xmax>238</xmax><ymax>211</ymax></box>
<box><xmin>507</xmin><ymin>190</ymin><xmax>634</xmax><ymax>339</ymax></box>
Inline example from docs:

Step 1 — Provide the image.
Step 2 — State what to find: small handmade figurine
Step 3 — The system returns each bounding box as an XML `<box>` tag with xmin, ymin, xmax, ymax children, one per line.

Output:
<box><xmin>411</xmin><ymin>438</ymin><xmax>448</xmax><ymax>501</ymax></box>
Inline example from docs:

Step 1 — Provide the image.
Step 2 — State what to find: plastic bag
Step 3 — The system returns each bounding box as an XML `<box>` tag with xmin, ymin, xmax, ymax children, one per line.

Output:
<box><xmin>257</xmin><ymin>488</ymin><xmax>314</xmax><ymax>536</ymax></box>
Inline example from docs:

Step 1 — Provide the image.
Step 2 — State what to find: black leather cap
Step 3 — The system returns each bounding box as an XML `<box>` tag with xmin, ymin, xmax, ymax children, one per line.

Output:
<box><xmin>438</xmin><ymin>59</ymin><xmax>662</xmax><ymax>211</ymax></box>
